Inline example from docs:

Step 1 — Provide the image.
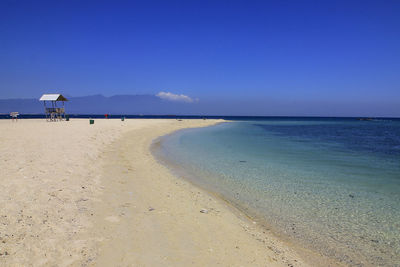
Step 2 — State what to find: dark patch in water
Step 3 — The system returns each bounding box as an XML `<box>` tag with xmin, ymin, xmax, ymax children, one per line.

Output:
<box><xmin>253</xmin><ymin>121</ymin><xmax>400</xmax><ymax>157</ymax></box>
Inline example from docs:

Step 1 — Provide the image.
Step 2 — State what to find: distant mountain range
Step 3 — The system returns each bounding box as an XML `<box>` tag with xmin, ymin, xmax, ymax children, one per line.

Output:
<box><xmin>1</xmin><ymin>94</ymin><xmax>399</xmax><ymax>117</ymax></box>
<box><xmin>0</xmin><ymin>94</ymin><xmax>201</xmax><ymax>115</ymax></box>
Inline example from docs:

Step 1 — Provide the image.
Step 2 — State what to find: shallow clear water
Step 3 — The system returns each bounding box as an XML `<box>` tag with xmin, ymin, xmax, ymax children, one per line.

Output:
<box><xmin>158</xmin><ymin>118</ymin><xmax>400</xmax><ymax>266</ymax></box>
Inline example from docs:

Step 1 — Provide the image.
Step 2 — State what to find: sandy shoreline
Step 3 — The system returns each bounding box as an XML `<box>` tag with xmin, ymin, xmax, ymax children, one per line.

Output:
<box><xmin>1</xmin><ymin>118</ymin><xmax>311</xmax><ymax>266</ymax></box>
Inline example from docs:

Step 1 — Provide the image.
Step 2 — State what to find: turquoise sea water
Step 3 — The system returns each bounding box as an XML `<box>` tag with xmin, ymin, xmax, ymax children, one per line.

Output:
<box><xmin>157</xmin><ymin>118</ymin><xmax>400</xmax><ymax>266</ymax></box>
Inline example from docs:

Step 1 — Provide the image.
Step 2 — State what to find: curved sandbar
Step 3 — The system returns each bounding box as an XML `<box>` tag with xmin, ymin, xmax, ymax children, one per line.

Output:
<box><xmin>0</xmin><ymin>118</ymin><xmax>310</xmax><ymax>266</ymax></box>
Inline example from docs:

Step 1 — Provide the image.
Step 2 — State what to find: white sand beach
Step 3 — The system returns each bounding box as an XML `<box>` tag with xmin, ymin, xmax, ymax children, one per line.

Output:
<box><xmin>0</xmin><ymin>119</ymin><xmax>311</xmax><ymax>266</ymax></box>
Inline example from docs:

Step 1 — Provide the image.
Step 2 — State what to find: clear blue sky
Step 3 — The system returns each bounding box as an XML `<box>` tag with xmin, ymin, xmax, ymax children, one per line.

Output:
<box><xmin>1</xmin><ymin>0</ymin><xmax>399</xmax><ymax>115</ymax></box>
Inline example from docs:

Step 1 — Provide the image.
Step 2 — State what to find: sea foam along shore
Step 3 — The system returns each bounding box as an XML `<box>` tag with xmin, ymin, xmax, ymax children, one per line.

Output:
<box><xmin>0</xmin><ymin>118</ymin><xmax>307</xmax><ymax>266</ymax></box>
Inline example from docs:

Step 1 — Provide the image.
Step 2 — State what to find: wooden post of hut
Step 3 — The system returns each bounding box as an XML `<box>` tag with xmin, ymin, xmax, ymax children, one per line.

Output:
<box><xmin>39</xmin><ymin>94</ymin><xmax>68</xmax><ymax>121</ymax></box>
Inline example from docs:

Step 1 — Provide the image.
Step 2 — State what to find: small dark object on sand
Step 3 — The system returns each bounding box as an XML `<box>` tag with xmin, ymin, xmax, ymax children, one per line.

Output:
<box><xmin>239</xmin><ymin>160</ymin><xmax>247</xmax><ymax>163</ymax></box>
<box><xmin>349</xmin><ymin>194</ymin><xmax>354</xmax><ymax>198</ymax></box>
<box><xmin>148</xmin><ymin>207</ymin><xmax>155</xmax><ymax>211</ymax></box>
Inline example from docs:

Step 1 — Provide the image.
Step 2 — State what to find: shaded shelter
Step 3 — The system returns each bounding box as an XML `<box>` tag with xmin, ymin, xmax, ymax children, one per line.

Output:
<box><xmin>39</xmin><ymin>94</ymin><xmax>68</xmax><ymax>121</ymax></box>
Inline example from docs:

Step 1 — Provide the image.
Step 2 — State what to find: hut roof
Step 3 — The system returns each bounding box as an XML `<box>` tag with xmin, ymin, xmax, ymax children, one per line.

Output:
<box><xmin>39</xmin><ymin>94</ymin><xmax>68</xmax><ymax>101</ymax></box>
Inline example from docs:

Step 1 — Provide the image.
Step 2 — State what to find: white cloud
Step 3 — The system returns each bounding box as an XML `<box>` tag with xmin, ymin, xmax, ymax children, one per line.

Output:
<box><xmin>156</xmin><ymin>91</ymin><xmax>196</xmax><ymax>103</ymax></box>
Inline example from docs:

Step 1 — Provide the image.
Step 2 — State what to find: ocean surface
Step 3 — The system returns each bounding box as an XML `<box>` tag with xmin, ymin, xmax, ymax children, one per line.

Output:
<box><xmin>157</xmin><ymin>118</ymin><xmax>400</xmax><ymax>266</ymax></box>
